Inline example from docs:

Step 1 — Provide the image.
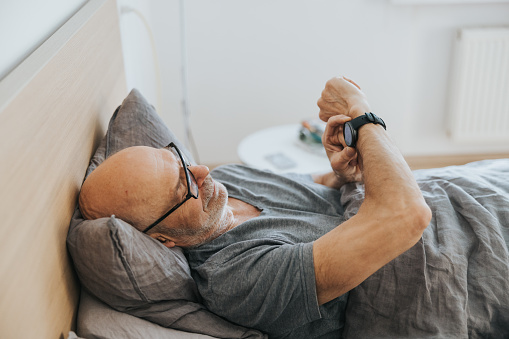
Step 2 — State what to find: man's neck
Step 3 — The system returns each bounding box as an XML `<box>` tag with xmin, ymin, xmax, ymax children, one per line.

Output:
<box><xmin>228</xmin><ymin>197</ymin><xmax>262</xmax><ymax>228</ymax></box>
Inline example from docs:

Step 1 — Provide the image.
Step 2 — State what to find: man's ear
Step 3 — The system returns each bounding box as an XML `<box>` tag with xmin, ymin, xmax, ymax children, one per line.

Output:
<box><xmin>149</xmin><ymin>233</ymin><xmax>177</xmax><ymax>248</ymax></box>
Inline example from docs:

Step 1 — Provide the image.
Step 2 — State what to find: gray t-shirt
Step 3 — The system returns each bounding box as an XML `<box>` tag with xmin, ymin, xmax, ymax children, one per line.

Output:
<box><xmin>186</xmin><ymin>164</ymin><xmax>349</xmax><ymax>338</ymax></box>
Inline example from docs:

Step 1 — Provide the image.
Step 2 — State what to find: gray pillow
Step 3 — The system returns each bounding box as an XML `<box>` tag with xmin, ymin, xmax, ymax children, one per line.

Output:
<box><xmin>103</xmin><ymin>89</ymin><xmax>194</xmax><ymax>164</ymax></box>
<box><xmin>77</xmin><ymin>289</ymin><xmax>216</xmax><ymax>339</ymax></box>
<box><xmin>67</xmin><ymin>89</ymin><xmax>266</xmax><ymax>338</ymax></box>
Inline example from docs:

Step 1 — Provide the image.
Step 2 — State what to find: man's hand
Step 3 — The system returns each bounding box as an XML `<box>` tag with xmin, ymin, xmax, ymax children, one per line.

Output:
<box><xmin>317</xmin><ymin>76</ymin><xmax>371</xmax><ymax>122</ymax></box>
<box><xmin>322</xmin><ymin>115</ymin><xmax>362</xmax><ymax>186</ymax></box>
<box><xmin>317</xmin><ymin>76</ymin><xmax>367</xmax><ymax>184</ymax></box>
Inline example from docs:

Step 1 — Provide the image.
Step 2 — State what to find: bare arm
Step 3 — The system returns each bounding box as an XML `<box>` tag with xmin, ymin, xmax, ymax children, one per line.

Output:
<box><xmin>313</xmin><ymin>77</ymin><xmax>432</xmax><ymax>305</ymax></box>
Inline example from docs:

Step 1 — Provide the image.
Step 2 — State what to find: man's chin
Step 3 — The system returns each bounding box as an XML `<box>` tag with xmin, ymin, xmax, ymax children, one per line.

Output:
<box><xmin>204</xmin><ymin>201</ymin><xmax>234</xmax><ymax>243</ymax></box>
<box><xmin>207</xmin><ymin>181</ymin><xmax>228</xmax><ymax>208</ymax></box>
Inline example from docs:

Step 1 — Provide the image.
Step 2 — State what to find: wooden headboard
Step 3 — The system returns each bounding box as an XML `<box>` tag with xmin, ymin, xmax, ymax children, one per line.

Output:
<box><xmin>0</xmin><ymin>0</ymin><xmax>126</xmax><ymax>337</ymax></box>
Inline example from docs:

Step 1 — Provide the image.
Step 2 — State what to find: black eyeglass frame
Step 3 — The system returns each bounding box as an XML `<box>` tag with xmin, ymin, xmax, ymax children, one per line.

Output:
<box><xmin>142</xmin><ymin>142</ymin><xmax>199</xmax><ymax>233</ymax></box>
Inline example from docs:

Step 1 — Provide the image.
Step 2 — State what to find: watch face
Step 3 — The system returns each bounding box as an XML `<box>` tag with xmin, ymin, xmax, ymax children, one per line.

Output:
<box><xmin>344</xmin><ymin>123</ymin><xmax>354</xmax><ymax>146</ymax></box>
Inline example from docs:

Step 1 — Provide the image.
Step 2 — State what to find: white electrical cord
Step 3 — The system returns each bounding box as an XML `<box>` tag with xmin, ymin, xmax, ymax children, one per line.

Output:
<box><xmin>179</xmin><ymin>0</ymin><xmax>200</xmax><ymax>163</ymax></box>
<box><xmin>120</xmin><ymin>6</ymin><xmax>162</xmax><ymax>115</ymax></box>
<box><xmin>121</xmin><ymin>3</ymin><xmax>200</xmax><ymax>163</ymax></box>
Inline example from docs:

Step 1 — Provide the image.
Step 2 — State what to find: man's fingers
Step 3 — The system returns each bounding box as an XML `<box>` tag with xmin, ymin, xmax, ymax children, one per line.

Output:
<box><xmin>344</xmin><ymin>146</ymin><xmax>356</xmax><ymax>158</ymax></box>
<box><xmin>317</xmin><ymin>98</ymin><xmax>345</xmax><ymax>122</ymax></box>
<box><xmin>322</xmin><ymin>115</ymin><xmax>350</xmax><ymax>146</ymax></box>
<box><xmin>342</xmin><ymin>76</ymin><xmax>361</xmax><ymax>90</ymax></box>
<box><xmin>331</xmin><ymin>147</ymin><xmax>358</xmax><ymax>171</ymax></box>
<box><xmin>326</xmin><ymin>114</ymin><xmax>351</xmax><ymax>128</ymax></box>
<box><xmin>322</xmin><ymin>114</ymin><xmax>355</xmax><ymax>151</ymax></box>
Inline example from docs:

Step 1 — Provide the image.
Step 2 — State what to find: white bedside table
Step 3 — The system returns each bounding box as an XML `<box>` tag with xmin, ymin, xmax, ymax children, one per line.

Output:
<box><xmin>237</xmin><ymin>124</ymin><xmax>332</xmax><ymax>174</ymax></box>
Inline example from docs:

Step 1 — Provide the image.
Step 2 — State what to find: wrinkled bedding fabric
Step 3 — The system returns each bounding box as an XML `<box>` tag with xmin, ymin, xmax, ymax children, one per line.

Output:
<box><xmin>341</xmin><ymin>159</ymin><xmax>509</xmax><ymax>338</ymax></box>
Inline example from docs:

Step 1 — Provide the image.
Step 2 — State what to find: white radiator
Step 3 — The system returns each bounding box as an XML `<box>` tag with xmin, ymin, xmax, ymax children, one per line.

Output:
<box><xmin>447</xmin><ymin>27</ymin><xmax>509</xmax><ymax>143</ymax></box>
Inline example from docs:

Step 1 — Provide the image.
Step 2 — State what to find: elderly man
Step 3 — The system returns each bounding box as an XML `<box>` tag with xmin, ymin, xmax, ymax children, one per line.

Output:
<box><xmin>79</xmin><ymin>77</ymin><xmax>432</xmax><ymax>338</ymax></box>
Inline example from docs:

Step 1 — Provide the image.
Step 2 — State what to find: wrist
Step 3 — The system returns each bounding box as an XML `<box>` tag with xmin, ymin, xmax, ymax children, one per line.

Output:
<box><xmin>349</xmin><ymin>104</ymin><xmax>370</xmax><ymax>119</ymax></box>
<box><xmin>357</xmin><ymin>123</ymin><xmax>388</xmax><ymax>146</ymax></box>
<box><xmin>313</xmin><ymin>171</ymin><xmax>345</xmax><ymax>189</ymax></box>
<box><xmin>344</xmin><ymin>113</ymin><xmax>386</xmax><ymax>148</ymax></box>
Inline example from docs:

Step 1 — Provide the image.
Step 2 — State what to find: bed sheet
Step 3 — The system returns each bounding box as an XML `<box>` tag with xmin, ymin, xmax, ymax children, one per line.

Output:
<box><xmin>340</xmin><ymin>159</ymin><xmax>509</xmax><ymax>337</ymax></box>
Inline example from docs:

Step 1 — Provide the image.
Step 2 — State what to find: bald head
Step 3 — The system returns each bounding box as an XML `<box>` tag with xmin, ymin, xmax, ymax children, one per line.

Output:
<box><xmin>79</xmin><ymin>146</ymin><xmax>174</xmax><ymax>231</ymax></box>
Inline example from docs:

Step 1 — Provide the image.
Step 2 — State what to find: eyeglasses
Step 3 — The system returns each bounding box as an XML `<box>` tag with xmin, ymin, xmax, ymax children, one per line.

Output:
<box><xmin>142</xmin><ymin>142</ymin><xmax>199</xmax><ymax>233</ymax></box>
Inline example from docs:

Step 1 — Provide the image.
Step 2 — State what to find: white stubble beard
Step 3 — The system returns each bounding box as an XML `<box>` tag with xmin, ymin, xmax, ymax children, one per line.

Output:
<box><xmin>187</xmin><ymin>178</ymin><xmax>235</xmax><ymax>247</ymax></box>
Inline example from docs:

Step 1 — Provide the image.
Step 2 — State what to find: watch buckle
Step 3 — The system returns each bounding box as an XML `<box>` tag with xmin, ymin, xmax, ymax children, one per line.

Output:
<box><xmin>366</xmin><ymin>112</ymin><xmax>376</xmax><ymax>122</ymax></box>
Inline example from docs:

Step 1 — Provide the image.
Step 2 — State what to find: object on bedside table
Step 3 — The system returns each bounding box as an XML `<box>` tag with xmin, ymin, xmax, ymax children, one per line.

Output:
<box><xmin>238</xmin><ymin>123</ymin><xmax>330</xmax><ymax>174</ymax></box>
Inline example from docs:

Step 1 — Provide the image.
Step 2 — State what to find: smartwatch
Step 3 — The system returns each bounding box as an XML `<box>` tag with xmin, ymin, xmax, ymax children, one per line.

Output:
<box><xmin>343</xmin><ymin>112</ymin><xmax>386</xmax><ymax>147</ymax></box>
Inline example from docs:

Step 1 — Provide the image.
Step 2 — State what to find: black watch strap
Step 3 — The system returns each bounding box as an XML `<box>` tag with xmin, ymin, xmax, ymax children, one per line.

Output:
<box><xmin>350</xmin><ymin>112</ymin><xmax>386</xmax><ymax>131</ymax></box>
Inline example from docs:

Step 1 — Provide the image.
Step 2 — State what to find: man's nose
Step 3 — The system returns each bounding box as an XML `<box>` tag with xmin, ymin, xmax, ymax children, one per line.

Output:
<box><xmin>188</xmin><ymin>165</ymin><xmax>210</xmax><ymax>187</ymax></box>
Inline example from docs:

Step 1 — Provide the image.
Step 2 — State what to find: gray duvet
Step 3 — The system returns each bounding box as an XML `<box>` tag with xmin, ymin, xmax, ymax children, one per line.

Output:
<box><xmin>340</xmin><ymin>159</ymin><xmax>509</xmax><ymax>338</ymax></box>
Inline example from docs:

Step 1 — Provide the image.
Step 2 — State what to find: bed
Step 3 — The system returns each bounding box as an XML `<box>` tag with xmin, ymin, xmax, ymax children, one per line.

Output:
<box><xmin>1</xmin><ymin>0</ymin><xmax>508</xmax><ymax>338</ymax></box>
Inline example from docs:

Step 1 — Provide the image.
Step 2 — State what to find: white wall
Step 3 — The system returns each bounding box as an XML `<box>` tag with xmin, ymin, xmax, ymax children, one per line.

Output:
<box><xmin>120</xmin><ymin>0</ymin><xmax>509</xmax><ymax>165</ymax></box>
<box><xmin>0</xmin><ymin>0</ymin><xmax>86</xmax><ymax>80</ymax></box>
<box><xmin>117</xmin><ymin>0</ymin><xmax>188</xmax><ymax>150</ymax></box>
<box><xmin>2</xmin><ymin>1</ymin><xmax>507</xmax><ymax>165</ymax></box>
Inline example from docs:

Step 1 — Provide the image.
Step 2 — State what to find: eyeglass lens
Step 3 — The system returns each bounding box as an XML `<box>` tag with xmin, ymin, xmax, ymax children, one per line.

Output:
<box><xmin>169</xmin><ymin>144</ymin><xmax>198</xmax><ymax>199</ymax></box>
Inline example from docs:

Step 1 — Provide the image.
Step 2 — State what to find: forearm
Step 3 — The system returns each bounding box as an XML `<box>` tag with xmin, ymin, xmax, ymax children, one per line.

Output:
<box><xmin>357</xmin><ymin>124</ymin><xmax>424</xmax><ymax>209</ymax></box>
<box><xmin>313</xmin><ymin>121</ymin><xmax>431</xmax><ymax>305</ymax></box>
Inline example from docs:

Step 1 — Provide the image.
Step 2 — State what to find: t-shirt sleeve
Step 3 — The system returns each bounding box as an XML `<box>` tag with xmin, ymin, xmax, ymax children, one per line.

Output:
<box><xmin>192</xmin><ymin>240</ymin><xmax>322</xmax><ymax>336</ymax></box>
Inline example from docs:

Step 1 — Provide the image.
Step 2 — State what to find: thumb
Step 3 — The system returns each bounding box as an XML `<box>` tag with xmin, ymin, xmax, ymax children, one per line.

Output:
<box><xmin>344</xmin><ymin>147</ymin><xmax>356</xmax><ymax>158</ymax></box>
<box><xmin>331</xmin><ymin>147</ymin><xmax>356</xmax><ymax>171</ymax></box>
